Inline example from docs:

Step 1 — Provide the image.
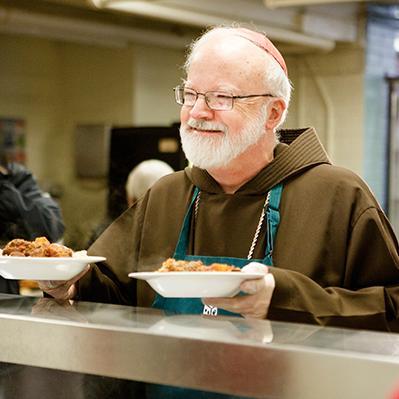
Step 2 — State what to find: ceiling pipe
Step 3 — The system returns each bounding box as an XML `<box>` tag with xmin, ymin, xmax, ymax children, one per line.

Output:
<box><xmin>264</xmin><ymin>0</ymin><xmax>367</xmax><ymax>8</ymax></box>
<box><xmin>91</xmin><ymin>0</ymin><xmax>336</xmax><ymax>51</ymax></box>
<box><xmin>0</xmin><ymin>6</ymin><xmax>193</xmax><ymax>49</ymax></box>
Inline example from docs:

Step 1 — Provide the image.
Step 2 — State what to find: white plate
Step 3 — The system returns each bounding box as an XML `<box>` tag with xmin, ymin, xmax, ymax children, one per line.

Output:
<box><xmin>0</xmin><ymin>255</ymin><xmax>106</xmax><ymax>280</ymax></box>
<box><xmin>128</xmin><ymin>271</ymin><xmax>264</xmax><ymax>298</ymax></box>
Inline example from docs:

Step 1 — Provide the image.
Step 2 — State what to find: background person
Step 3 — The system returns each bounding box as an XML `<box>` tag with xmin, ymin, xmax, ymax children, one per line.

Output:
<box><xmin>40</xmin><ymin>25</ymin><xmax>399</xmax><ymax>332</ymax></box>
<box><xmin>125</xmin><ymin>159</ymin><xmax>174</xmax><ymax>207</ymax></box>
<box><xmin>0</xmin><ymin>162</ymin><xmax>64</xmax><ymax>294</ymax></box>
<box><xmin>86</xmin><ymin>159</ymin><xmax>174</xmax><ymax>247</ymax></box>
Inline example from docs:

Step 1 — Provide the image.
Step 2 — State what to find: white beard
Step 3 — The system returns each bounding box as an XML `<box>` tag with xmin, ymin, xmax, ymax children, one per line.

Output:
<box><xmin>180</xmin><ymin>106</ymin><xmax>268</xmax><ymax>169</ymax></box>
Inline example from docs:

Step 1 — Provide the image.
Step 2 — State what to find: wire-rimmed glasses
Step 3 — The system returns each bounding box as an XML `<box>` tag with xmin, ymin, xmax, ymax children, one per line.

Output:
<box><xmin>173</xmin><ymin>85</ymin><xmax>275</xmax><ymax>111</ymax></box>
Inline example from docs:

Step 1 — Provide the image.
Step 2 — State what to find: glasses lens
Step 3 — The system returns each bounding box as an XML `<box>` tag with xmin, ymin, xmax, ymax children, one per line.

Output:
<box><xmin>174</xmin><ymin>86</ymin><xmax>184</xmax><ymax>105</ymax></box>
<box><xmin>206</xmin><ymin>92</ymin><xmax>233</xmax><ymax>110</ymax></box>
<box><xmin>175</xmin><ymin>87</ymin><xmax>197</xmax><ymax>106</ymax></box>
<box><xmin>182</xmin><ymin>88</ymin><xmax>197</xmax><ymax>106</ymax></box>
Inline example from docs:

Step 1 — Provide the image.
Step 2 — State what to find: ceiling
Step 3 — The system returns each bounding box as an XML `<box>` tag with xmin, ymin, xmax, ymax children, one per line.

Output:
<box><xmin>0</xmin><ymin>0</ymin><xmax>396</xmax><ymax>54</ymax></box>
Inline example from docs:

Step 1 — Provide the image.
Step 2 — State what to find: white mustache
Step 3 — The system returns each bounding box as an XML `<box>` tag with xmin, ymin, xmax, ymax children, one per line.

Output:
<box><xmin>187</xmin><ymin>118</ymin><xmax>228</xmax><ymax>133</ymax></box>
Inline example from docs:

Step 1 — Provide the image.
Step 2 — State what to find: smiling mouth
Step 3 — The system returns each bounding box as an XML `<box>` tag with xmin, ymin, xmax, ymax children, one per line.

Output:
<box><xmin>190</xmin><ymin>127</ymin><xmax>224</xmax><ymax>134</ymax></box>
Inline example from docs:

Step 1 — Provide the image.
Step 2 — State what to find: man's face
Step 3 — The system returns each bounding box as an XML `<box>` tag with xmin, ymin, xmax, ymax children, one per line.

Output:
<box><xmin>179</xmin><ymin>37</ymin><xmax>270</xmax><ymax>170</ymax></box>
<box><xmin>180</xmin><ymin>104</ymin><xmax>268</xmax><ymax>170</ymax></box>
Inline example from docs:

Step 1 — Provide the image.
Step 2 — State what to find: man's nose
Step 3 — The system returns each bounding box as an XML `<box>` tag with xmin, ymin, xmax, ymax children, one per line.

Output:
<box><xmin>189</xmin><ymin>94</ymin><xmax>213</xmax><ymax>119</ymax></box>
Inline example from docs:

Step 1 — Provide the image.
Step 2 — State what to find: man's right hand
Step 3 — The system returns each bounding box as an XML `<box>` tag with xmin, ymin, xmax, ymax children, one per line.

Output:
<box><xmin>37</xmin><ymin>265</ymin><xmax>91</xmax><ymax>300</ymax></box>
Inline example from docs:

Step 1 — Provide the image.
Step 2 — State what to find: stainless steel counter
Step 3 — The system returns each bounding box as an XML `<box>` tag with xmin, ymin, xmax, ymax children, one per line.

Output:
<box><xmin>0</xmin><ymin>294</ymin><xmax>399</xmax><ymax>398</ymax></box>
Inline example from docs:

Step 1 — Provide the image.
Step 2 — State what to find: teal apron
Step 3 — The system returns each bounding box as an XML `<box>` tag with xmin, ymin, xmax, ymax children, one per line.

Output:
<box><xmin>152</xmin><ymin>183</ymin><xmax>283</xmax><ymax>316</ymax></box>
<box><xmin>148</xmin><ymin>184</ymin><xmax>283</xmax><ymax>399</ymax></box>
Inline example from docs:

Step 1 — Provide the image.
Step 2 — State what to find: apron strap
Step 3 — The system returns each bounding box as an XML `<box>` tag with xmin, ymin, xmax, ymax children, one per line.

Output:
<box><xmin>174</xmin><ymin>186</ymin><xmax>200</xmax><ymax>259</ymax></box>
<box><xmin>263</xmin><ymin>183</ymin><xmax>283</xmax><ymax>263</ymax></box>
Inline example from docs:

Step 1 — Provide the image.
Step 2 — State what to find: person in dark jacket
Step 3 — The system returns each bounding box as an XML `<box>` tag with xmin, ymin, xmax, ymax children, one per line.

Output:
<box><xmin>0</xmin><ymin>162</ymin><xmax>65</xmax><ymax>294</ymax></box>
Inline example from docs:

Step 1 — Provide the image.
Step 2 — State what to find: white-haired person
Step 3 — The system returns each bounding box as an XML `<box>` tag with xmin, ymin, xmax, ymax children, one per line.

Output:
<box><xmin>86</xmin><ymin>159</ymin><xmax>174</xmax><ymax>247</ymax></box>
<box><xmin>41</xmin><ymin>26</ymin><xmax>399</xmax><ymax>334</ymax></box>
<box><xmin>125</xmin><ymin>159</ymin><xmax>174</xmax><ymax>206</ymax></box>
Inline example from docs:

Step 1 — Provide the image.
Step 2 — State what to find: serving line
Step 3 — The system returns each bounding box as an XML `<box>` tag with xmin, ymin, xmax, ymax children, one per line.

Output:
<box><xmin>0</xmin><ymin>294</ymin><xmax>398</xmax><ymax>398</ymax></box>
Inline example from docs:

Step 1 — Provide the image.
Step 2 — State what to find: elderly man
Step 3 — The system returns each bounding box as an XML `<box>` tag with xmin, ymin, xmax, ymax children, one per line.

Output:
<box><xmin>41</xmin><ymin>26</ymin><xmax>399</xmax><ymax>332</ymax></box>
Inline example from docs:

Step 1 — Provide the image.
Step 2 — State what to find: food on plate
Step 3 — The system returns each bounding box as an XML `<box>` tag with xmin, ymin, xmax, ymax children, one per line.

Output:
<box><xmin>44</xmin><ymin>243</ymin><xmax>73</xmax><ymax>257</ymax></box>
<box><xmin>1</xmin><ymin>238</ymin><xmax>31</xmax><ymax>257</ymax></box>
<box><xmin>2</xmin><ymin>237</ymin><xmax>73</xmax><ymax>257</ymax></box>
<box><xmin>157</xmin><ymin>258</ymin><xmax>241</xmax><ymax>272</ymax></box>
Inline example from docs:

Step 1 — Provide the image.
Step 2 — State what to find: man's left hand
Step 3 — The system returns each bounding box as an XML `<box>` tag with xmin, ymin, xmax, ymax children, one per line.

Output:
<box><xmin>202</xmin><ymin>262</ymin><xmax>275</xmax><ymax>319</ymax></box>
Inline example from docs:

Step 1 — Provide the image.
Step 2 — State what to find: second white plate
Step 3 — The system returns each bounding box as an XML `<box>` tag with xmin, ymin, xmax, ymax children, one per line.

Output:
<box><xmin>128</xmin><ymin>271</ymin><xmax>264</xmax><ymax>298</ymax></box>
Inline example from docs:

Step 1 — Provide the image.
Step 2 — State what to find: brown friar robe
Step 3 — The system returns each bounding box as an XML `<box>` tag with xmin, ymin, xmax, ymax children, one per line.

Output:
<box><xmin>79</xmin><ymin>127</ymin><xmax>399</xmax><ymax>332</ymax></box>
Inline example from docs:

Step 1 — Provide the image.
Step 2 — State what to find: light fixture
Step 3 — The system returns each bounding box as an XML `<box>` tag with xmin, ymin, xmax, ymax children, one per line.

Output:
<box><xmin>0</xmin><ymin>5</ymin><xmax>191</xmax><ymax>49</ymax></box>
<box><xmin>91</xmin><ymin>0</ymin><xmax>161</xmax><ymax>11</ymax></box>
<box><xmin>90</xmin><ymin>0</ymin><xmax>336</xmax><ymax>51</ymax></box>
<box><xmin>264</xmin><ymin>0</ymin><xmax>367</xmax><ymax>7</ymax></box>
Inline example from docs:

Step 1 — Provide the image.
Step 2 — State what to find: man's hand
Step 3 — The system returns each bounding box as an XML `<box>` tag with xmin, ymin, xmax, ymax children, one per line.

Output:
<box><xmin>37</xmin><ymin>265</ymin><xmax>90</xmax><ymax>300</ymax></box>
<box><xmin>0</xmin><ymin>165</ymin><xmax>8</xmax><ymax>175</ymax></box>
<box><xmin>202</xmin><ymin>262</ymin><xmax>275</xmax><ymax>319</ymax></box>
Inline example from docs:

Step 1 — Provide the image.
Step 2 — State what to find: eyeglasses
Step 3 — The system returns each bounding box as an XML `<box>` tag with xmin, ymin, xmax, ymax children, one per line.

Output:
<box><xmin>173</xmin><ymin>85</ymin><xmax>275</xmax><ymax>111</ymax></box>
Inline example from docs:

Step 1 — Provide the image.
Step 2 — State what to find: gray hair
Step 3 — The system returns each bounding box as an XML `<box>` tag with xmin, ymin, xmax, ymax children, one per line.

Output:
<box><xmin>125</xmin><ymin>160</ymin><xmax>174</xmax><ymax>201</ymax></box>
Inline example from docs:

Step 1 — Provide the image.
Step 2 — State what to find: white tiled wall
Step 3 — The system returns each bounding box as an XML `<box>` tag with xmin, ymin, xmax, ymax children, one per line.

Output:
<box><xmin>364</xmin><ymin>15</ymin><xmax>399</xmax><ymax>209</ymax></box>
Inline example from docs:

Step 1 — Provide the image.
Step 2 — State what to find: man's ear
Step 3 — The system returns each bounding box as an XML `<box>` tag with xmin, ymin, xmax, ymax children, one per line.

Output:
<box><xmin>265</xmin><ymin>99</ymin><xmax>286</xmax><ymax>130</ymax></box>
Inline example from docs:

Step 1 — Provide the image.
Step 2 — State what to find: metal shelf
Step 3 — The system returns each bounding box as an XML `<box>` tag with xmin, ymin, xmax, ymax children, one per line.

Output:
<box><xmin>0</xmin><ymin>294</ymin><xmax>399</xmax><ymax>398</ymax></box>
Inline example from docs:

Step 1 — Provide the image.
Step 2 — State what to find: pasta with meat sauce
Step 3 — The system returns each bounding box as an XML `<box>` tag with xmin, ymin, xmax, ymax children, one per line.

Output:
<box><xmin>157</xmin><ymin>258</ymin><xmax>241</xmax><ymax>272</ymax></box>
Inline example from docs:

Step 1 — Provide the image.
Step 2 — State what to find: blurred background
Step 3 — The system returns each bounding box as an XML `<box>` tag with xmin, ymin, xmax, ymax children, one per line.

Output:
<box><xmin>0</xmin><ymin>0</ymin><xmax>398</xmax><ymax>248</ymax></box>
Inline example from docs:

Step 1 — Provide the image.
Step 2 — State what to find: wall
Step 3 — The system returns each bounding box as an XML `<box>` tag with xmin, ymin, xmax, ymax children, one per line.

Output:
<box><xmin>285</xmin><ymin>44</ymin><xmax>365</xmax><ymax>176</ymax></box>
<box><xmin>0</xmin><ymin>34</ymin><xmax>135</xmax><ymax>248</ymax></box>
<box><xmin>0</xmin><ymin>34</ymin><xmax>185</xmax><ymax>248</ymax></box>
<box><xmin>0</xmin><ymin>35</ymin><xmax>59</xmax><ymax>178</ymax></box>
<box><xmin>132</xmin><ymin>43</ymin><xmax>184</xmax><ymax>126</ymax></box>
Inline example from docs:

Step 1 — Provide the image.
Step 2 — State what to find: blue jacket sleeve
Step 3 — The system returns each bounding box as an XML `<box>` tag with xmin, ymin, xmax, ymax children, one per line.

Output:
<box><xmin>0</xmin><ymin>163</ymin><xmax>64</xmax><ymax>242</ymax></box>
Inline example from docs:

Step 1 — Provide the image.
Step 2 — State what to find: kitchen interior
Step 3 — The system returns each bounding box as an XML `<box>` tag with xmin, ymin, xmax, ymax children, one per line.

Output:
<box><xmin>1</xmin><ymin>0</ymin><xmax>398</xmax><ymax>248</ymax></box>
<box><xmin>0</xmin><ymin>0</ymin><xmax>399</xmax><ymax>398</ymax></box>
